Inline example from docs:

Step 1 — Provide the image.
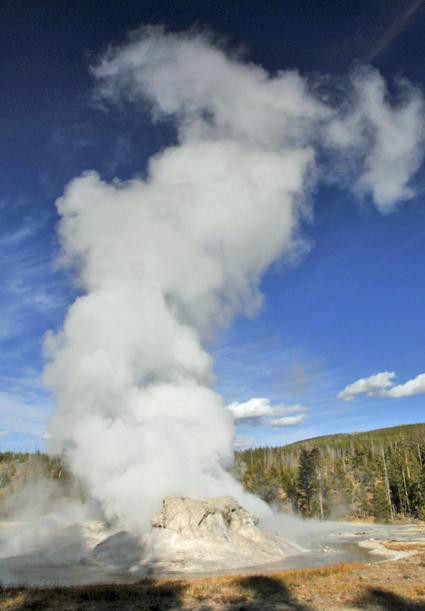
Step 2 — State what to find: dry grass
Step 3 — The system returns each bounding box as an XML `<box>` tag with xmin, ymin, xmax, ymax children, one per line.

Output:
<box><xmin>1</xmin><ymin>550</ymin><xmax>425</xmax><ymax>610</ymax></box>
<box><xmin>384</xmin><ymin>542</ymin><xmax>425</xmax><ymax>552</ymax></box>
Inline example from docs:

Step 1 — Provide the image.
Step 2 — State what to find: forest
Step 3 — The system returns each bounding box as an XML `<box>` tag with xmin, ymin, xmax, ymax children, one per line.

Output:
<box><xmin>0</xmin><ymin>423</ymin><xmax>424</xmax><ymax>523</ymax></box>
<box><xmin>235</xmin><ymin>423</ymin><xmax>425</xmax><ymax>522</ymax></box>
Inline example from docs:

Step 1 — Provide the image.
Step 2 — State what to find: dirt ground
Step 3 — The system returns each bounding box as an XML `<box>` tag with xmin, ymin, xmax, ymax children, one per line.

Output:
<box><xmin>0</xmin><ymin>542</ymin><xmax>424</xmax><ymax>610</ymax></box>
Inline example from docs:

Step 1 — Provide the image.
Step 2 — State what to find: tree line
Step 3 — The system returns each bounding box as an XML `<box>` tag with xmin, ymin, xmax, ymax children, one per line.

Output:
<box><xmin>235</xmin><ymin>423</ymin><xmax>425</xmax><ymax>522</ymax></box>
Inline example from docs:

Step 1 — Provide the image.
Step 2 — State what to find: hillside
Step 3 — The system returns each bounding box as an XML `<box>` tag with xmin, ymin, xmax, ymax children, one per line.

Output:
<box><xmin>235</xmin><ymin>423</ymin><xmax>425</xmax><ymax>521</ymax></box>
<box><xmin>282</xmin><ymin>423</ymin><xmax>425</xmax><ymax>451</ymax></box>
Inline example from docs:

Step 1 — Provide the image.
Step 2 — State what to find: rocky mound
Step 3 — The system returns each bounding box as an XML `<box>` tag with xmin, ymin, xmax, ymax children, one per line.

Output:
<box><xmin>89</xmin><ymin>496</ymin><xmax>304</xmax><ymax>575</ymax></box>
<box><xmin>151</xmin><ymin>496</ymin><xmax>258</xmax><ymax>536</ymax></box>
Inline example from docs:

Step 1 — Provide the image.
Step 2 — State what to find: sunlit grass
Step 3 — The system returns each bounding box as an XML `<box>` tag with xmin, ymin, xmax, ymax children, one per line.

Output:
<box><xmin>1</xmin><ymin>552</ymin><xmax>424</xmax><ymax>609</ymax></box>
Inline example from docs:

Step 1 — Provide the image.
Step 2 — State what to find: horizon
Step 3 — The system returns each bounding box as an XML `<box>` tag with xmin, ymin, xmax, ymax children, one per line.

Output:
<box><xmin>2</xmin><ymin>420</ymin><xmax>425</xmax><ymax>455</ymax></box>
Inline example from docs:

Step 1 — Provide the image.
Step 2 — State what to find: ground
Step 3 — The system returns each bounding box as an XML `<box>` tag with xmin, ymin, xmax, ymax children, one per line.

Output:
<box><xmin>0</xmin><ymin>542</ymin><xmax>424</xmax><ymax>610</ymax></box>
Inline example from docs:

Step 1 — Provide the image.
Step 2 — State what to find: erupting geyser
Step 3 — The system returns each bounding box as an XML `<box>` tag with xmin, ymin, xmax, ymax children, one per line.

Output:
<box><xmin>42</xmin><ymin>26</ymin><xmax>425</xmax><ymax>544</ymax></box>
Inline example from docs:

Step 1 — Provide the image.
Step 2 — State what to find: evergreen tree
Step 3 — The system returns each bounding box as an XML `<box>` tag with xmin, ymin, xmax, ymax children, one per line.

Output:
<box><xmin>371</xmin><ymin>482</ymin><xmax>392</xmax><ymax>522</ymax></box>
<box><xmin>296</xmin><ymin>447</ymin><xmax>320</xmax><ymax>517</ymax></box>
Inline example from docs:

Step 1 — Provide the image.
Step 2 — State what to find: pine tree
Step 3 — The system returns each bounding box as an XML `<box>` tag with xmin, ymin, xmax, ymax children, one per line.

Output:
<box><xmin>371</xmin><ymin>482</ymin><xmax>392</xmax><ymax>522</ymax></box>
<box><xmin>296</xmin><ymin>447</ymin><xmax>320</xmax><ymax>517</ymax></box>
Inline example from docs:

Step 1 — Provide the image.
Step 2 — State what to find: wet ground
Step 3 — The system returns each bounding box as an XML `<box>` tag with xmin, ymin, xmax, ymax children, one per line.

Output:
<box><xmin>0</xmin><ymin>519</ymin><xmax>423</xmax><ymax>586</ymax></box>
<box><xmin>186</xmin><ymin>521</ymin><xmax>425</xmax><ymax>578</ymax></box>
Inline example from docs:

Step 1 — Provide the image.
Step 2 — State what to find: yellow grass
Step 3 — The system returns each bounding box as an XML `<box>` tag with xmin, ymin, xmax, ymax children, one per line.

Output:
<box><xmin>0</xmin><ymin>553</ymin><xmax>424</xmax><ymax>609</ymax></box>
<box><xmin>384</xmin><ymin>541</ymin><xmax>425</xmax><ymax>551</ymax></box>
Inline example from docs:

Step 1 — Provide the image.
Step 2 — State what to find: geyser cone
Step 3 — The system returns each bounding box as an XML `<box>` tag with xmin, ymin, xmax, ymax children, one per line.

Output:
<box><xmin>90</xmin><ymin>496</ymin><xmax>304</xmax><ymax>575</ymax></box>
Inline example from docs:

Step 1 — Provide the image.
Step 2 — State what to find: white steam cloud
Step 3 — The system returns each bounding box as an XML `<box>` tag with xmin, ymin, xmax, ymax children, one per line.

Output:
<box><xmin>43</xmin><ymin>27</ymin><xmax>425</xmax><ymax>535</ymax></box>
<box><xmin>325</xmin><ymin>69</ymin><xmax>425</xmax><ymax>211</ymax></box>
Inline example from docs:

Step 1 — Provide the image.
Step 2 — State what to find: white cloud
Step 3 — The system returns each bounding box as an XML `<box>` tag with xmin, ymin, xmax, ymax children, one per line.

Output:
<box><xmin>338</xmin><ymin>371</ymin><xmax>396</xmax><ymax>400</ymax></box>
<box><xmin>270</xmin><ymin>414</ymin><xmax>306</xmax><ymax>427</ymax></box>
<box><xmin>383</xmin><ymin>372</ymin><xmax>425</xmax><ymax>398</ymax></box>
<box><xmin>338</xmin><ymin>370</ymin><xmax>425</xmax><ymax>400</ymax></box>
<box><xmin>227</xmin><ymin>398</ymin><xmax>307</xmax><ymax>426</ymax></box>
<box><xmin>227</xmin><ymin>397</ymin><xmax>275</xmax><ymax>421</ymax></box>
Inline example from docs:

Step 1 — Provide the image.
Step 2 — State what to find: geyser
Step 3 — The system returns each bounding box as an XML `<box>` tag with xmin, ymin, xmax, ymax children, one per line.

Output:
<box><xmin>42</xmin><ymin>26</ymin><xmax>425</xmax><ymax>537</ymax></box>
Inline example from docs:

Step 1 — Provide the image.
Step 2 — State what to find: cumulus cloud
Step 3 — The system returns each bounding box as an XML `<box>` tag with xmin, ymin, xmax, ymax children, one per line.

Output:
<box><xmin>227</xmin><ymin>398</ymin><xmax>275</xmax><ymax>421</ymax></box>
<box><xmin>227</xmin><ymin>398</ymin><xmax>307</xmax><ymax>427</ymax></box>
<box><xmin>44</xmin><ymin>27</ymin><xmax>425</xmax><ymax>535</ymax></box>
<box><xmin>383</xmin><ymin>372</ymin><xmax>425</xmax><ymax>398</ymax></box>
<box><xmin>338</xmin><ymin>371</ymin><xmax>396</xmax><ymax>400</ymax></box>
<box><xmin>338</xmin><ymin>371</ymin><xmax>425</xmax><ymax>400</ymax></box>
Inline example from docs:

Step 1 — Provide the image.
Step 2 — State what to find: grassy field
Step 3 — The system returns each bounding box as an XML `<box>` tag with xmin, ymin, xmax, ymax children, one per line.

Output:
<box><xmin>1</xmin><ymin>543</ymin><xmax>425</xmax><ymax>610</ymax></box>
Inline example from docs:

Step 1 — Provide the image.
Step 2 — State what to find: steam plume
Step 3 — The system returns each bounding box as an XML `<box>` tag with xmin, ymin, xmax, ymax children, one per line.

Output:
<box><xmin>43</xmin><ymin>27</ymin><xmax>425</xmax><ymax>534</ymax></box>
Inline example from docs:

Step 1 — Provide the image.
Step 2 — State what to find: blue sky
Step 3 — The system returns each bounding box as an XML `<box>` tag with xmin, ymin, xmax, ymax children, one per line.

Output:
<box><xmin>1</xmin><ymin>0</ymin><xmax>425</xmax><ymax>451</ymax></box>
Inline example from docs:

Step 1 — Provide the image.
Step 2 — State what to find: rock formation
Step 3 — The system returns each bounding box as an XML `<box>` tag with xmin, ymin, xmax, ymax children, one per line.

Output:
<box><xmin>90</xmin><ymin>496</ymin><xmax>304</xmax><ymax>575</ymax></box>
<box><xmin>151</xmin><ymin>496</ymin><xmax>258</xmax><ymax>536</ymax></box>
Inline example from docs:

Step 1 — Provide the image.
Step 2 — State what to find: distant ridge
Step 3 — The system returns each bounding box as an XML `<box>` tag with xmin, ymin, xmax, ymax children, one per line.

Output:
<box><xmin>281</xmin><ymin>422</ymin><xmax>425</xmax><ymax>451</ymax></box>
